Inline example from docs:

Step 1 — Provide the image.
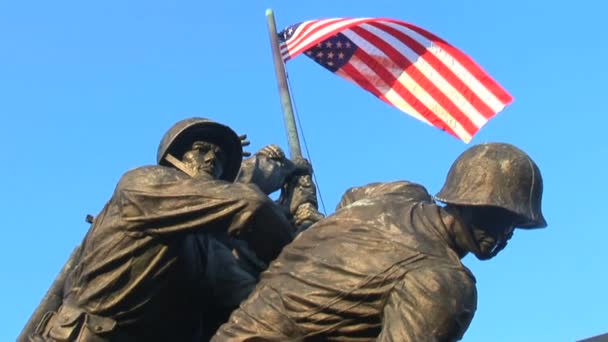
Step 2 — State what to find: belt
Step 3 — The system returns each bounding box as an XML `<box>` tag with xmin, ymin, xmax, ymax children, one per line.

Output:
<box><xmin>31</xmin><ymin>304</ymin><xmax>118</xmax><ymax>342</ymax></box>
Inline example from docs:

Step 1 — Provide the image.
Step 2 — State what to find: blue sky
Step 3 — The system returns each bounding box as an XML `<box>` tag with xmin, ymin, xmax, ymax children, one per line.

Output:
<box><xmin>2</xmin><ymin>1</ymin><xmax>606</xmax><ymax>341</ymax></box>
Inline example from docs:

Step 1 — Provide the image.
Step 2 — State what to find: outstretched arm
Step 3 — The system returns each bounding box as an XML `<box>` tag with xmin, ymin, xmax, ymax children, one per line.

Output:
<box><xmin>117</xmin><ymin>169</ymin><xmax>294</xmax><ymax>257</ymax></box>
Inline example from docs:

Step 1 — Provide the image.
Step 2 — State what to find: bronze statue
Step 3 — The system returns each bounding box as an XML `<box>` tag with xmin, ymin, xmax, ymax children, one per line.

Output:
<box><xmin>212</xmin><ymin>143</ymin><xmax>547</xmax><ymax>342</ymax></box>
<box><xmin>27</xmin><ymin>118</ymin><xmax>316</xmax><ymax>342</ymax></box>
<box><xmin>238</xmin><ymin>143</ymin><xmax>324</xmax><ymax>235</ymax></box>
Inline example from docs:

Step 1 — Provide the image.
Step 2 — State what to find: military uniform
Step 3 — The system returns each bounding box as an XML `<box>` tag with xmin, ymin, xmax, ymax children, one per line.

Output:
<box><xmin>31</xmin><ymin>119</ymin><xmax>296</xmax><ymax>342</ymax></box>
<box><xmin>213</xmin><ymin>142</ymin><xmax>547</xmax><ymax>342</ymax></box>
<box><xmin>213</xmin><ymin>181</ymin><xmax>477</xmax><ymax>342</ymax></box>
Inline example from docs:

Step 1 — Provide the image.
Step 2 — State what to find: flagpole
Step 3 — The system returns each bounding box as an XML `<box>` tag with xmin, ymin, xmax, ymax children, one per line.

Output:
<box><xmin>265</xmin><ymin>8</ymin><xmax>302</xmax><ymax>158</ymax></box>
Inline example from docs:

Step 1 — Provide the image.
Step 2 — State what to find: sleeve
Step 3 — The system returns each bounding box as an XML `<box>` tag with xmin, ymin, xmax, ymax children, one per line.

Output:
<box><xmin>119</xmin><ymin>178</ymin><xmax>295</xmax><ymax>262</ymax></box>
<box><xmin>377</xmin><ymin>266</ymin><xmax>477</xmax><ymax>342</ymax></box>
<box><xmin>117</xmin><ymin>179</ymin><xmax>260</xmax><ymax>233</ymax></box>
<box><xmin>336</xmin><ymin>181</ymin><xmax>432</xmax><ymax>210</ymax></box>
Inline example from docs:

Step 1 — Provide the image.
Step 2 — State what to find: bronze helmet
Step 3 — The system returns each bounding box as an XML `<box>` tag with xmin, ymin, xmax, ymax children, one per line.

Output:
<box><xmin>435</xmin><ymin>143</ymin><xmax>546</xmax><ymax>229</ymax></box>
<box><xmin>157</xmin><ymin>117</ymin><xmax>242</xmax><ymax>182</ymax></box>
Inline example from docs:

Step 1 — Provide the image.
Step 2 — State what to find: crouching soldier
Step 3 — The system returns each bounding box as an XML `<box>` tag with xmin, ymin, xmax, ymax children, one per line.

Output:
<box><xmin>213</xmin><ymin>143</ymin><xmax>547</xmax><ymax>342</ymax></box>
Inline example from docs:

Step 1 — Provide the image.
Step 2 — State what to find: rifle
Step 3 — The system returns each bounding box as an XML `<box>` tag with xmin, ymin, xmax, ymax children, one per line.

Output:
<box><xmin>17</xmin><ymin>215</ymin><xmax>91</xmax><ymax>342</ymax></box>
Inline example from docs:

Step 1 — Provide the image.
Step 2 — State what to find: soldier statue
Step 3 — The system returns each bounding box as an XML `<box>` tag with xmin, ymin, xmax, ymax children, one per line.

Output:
<box><xmin>213</xmin><ymin>142</ymin><xmax>547</xmax><ymax>342</ymax></box>
<box><xmin>28</xmin><ymin>118</ymin><xmax>319</xmax><ymax>341</ymax></box>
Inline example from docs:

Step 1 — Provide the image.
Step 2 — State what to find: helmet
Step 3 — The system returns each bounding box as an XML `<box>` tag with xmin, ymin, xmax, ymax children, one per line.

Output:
<box><xmin>435</xmin><ymin>143</ymin><xmax>546</xmax><ymax>229</ymax></box>
<box><xmin>157</xmin><ymin>117</ymin><xmax>242</xmax><ymax>182</ymax></box>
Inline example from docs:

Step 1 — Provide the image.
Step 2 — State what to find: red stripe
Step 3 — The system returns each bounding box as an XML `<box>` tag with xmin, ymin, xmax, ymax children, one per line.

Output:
<box><xmin>281</xmin><ymin>20</ymin><xmax>322</xmax><ymax>60</ymax></box>
<box><xmin>351</xmin><ymin>26</ymin><xmax>477</xmax><ymax>135</ymax></box>
<box><xmin>339</xmin><ymin>62</ymin><xmax>385</xmax><ymax>98</ymax></box>
<box><xmin>369</xmin><ymin>21</ymin><xmax>496</xmax><ymax>119</ymax></box>
<box><xmin>286</xmin><ymin>19</ymin><xmax>383</xmax><ymax>61</ymax></box>
<box><xmin>286</xmin><ymin>19</ymin><xmax>346</xmax><ymax>56</ymax></box>
<box><xmin>398</xmin><ymin>21</ymin><xmax>513</xmax><ymax>105</ymax></box>
<box><xmin>339</xmin><ymin>62</ymin><xmax>404</xmax><ymax>112</ymax></box>
<box><xmin>284</xmin><ymin>20</ymin><xmax>322</xmax><ymax>49</ymax></box>
<box><xmin>349</xmin><ymin>49</ymin><xmax>458</xmax><ymax>138</ymax></box>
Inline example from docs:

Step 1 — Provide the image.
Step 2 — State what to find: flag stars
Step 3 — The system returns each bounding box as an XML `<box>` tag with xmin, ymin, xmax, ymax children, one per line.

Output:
<box><xmin>298</xmin><ymin>32</ymin><xmax>355</xmax><ymax>72</ymax></box>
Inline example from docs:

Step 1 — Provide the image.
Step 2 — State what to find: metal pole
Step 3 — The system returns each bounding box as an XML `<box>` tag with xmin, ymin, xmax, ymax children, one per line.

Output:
<box><xmin>265</xmin><ymin>8</ymin><xmax>302</xmax><ymax>158</ymax></box>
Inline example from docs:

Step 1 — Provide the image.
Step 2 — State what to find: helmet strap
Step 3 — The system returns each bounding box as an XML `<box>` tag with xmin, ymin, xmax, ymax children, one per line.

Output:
<box><xmin>487</xmin><ymin>239</ymin><xmax>508</xmax><ymax>259</ymax></box>
<box><xmin>165</xmin><ymin>153</ymin><xmax>197</xmax><ymax>178</ymax></box>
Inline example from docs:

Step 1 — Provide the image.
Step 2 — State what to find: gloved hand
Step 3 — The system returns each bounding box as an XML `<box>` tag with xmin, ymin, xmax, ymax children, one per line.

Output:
<box><xmin>237</xmin><ymin>144</ymin><xmax>295</xmax><ymax>195</ymax></box>
<box><xmin>290</xmin><ymin>156</ymin><xmax>313</xmax><ymax>177</ymax></box>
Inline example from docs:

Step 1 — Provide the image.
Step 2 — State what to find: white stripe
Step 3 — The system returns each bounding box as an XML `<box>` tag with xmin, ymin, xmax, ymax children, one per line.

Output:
<box><xmin>360</xmin><ymin>23</ymin><xmax>488</xmax><ymax>128</ymax></box>
<box><xmin>281</xmin><ymin>19</ymin><xmax>342</xmax><ymax>61</ymax></box>
<box><xmin>394</xmin><ymin>69</ymin><xmax>473</xmax><ymax>142</ymax></box>
<box><xmin>382</xmin><ymin>21</ymin><xmax>505</xmax><ymax>113</ymax></box>
<box><xmin>284</xmin><ymin>18</ymin><xmax>372</xmax><ymax>60</ymax></box>
<box><xmin>281</xmin><ymin>19</ymin><xmax>342</xmax><ymax>55</ymax></box>
<box><xmin>343</xmin><ymin>29</ymin><xmax>473</xmax><ymax>142</ymax></box>
<box><xmin>343</xmin><ymin>56</ymin><xmax>434</xmax><ymax>129</ymax></box>
<box><xmin>280</xmin><ymin>19</ymin><xmax>331</xmax><ymax>54</ymax></box>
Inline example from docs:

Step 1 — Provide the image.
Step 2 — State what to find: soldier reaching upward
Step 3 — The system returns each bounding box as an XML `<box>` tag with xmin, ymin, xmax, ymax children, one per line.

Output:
<box><xmin>30</xmin><ymin>118</ymin><xmax>305</xmax><ymax>342</ymax></box>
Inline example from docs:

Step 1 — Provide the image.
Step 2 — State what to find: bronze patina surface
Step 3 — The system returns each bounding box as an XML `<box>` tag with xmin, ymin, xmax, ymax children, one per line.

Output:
<box><xmin>25</xmin><ymin>118</ymin><xmax>322</xmax><ymax>342</ymax></box>
<box><xmin>213</xmin><ymin>143</ymin><xmax>546</xmax><ymax>342</ymax></box>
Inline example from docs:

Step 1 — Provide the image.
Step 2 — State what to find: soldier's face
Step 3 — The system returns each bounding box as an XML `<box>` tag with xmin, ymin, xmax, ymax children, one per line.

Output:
<box><xmin>471</xmin><ymin>223</ymin><xmax>514</xmax><ymax>259</ymax></box>
<box><xmin>183</xmin><ymin>141</ymin><xmax>225</xmax><ymax>179</ymax></box>
<box><xmin>467</xmin><ymin>206</ymin><xmax>517</xmax><ymax>260</ymax></box>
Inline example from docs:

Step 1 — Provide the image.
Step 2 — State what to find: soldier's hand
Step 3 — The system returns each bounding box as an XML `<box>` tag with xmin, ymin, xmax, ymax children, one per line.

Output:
<box><xmin>291</xmin><ymin>157</ymin><xmax>313</xmax><ymax>176</ymax></box>
<box><xmin>257</xmin><ymin>144</ymin><xmax>286</xmax><ymax>162</ymax></box>
<box><xmin>239</xmin><ymin>134</ymin><xmax>251</xmax><ymax>157</ymax></box>
<box><xmin>293</xmin><ymin>203</ymin><xmax>325</xmax><ymax>233</ymax></box>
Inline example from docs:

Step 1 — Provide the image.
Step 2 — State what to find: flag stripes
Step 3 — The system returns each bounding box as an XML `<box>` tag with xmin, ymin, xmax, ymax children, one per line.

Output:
<box><xmin>348</xmin><ymin>25</ymin><xmax>476</xmax><ymax>139</ymax></box>
<box><xmin>278</xmin><ymin>18</ymin><xmax>512</xmax><ymax>142</ymax></box>
<box><xmin>280</xmin><ymin>18</ymin><xmax>371</xmax><ymax>61</ymax></box>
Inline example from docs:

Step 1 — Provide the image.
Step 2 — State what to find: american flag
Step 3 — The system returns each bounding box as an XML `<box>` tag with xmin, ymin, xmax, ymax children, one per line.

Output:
<box><xmin>278</xmin><ymin>18</ymin><xmax>513</xmax><ymax>143</ymax></box>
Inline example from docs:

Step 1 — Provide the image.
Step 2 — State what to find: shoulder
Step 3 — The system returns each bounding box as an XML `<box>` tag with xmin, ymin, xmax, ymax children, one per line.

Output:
<box><xmin>116</xmin><ymin>165</ymin><xmax>189</xmax><ymax>189</ymax></box>
<box><xmin>337</xmin><ymin>181</ymin><xmax>432</xmax><ymax>209</ymax></box>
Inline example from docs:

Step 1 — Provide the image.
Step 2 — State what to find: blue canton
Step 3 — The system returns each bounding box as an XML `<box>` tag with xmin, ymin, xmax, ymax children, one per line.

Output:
<box><xmin>304</xmin><ymin>33</ymin><xmax>357</xmax><ymax>72</ymax></box>
<box><xmin>278</xmin><ymin>23</ymin><xmax>300</xmax><ymax>42</ymax></box>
